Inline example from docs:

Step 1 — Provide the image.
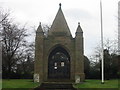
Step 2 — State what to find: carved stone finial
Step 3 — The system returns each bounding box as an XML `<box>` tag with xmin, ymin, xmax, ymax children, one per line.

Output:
<box><xmin>39</xmin><ymin>22</ymin><xmax>41</xmax><ymax>25</ymax></box>
<box><xmin>59</xmin><ymin>3</ymin><xmax>61</xmax><ymax>7</ymax></box>
<box><xmin>78</xmin><ymin>22</ymin><xmax>80</xmax><ymax>25</ymax></box>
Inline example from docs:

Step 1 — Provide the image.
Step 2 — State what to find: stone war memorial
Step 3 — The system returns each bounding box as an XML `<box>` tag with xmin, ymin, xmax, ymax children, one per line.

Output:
<box><xmin>34</xmin><ymin>4</ymin><xmax>85</xmax><ymax>84</ymax></box>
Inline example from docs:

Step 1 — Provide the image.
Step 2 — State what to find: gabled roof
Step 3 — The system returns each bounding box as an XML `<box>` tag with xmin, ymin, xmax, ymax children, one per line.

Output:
<box><xmin>48</xmin><ymin>4</ymin><xmax>71</xmax><ymax>36</ymax></box>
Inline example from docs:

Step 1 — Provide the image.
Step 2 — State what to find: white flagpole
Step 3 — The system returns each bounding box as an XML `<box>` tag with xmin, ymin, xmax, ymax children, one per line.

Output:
<box><xmin>100</xmin><ymin>0</ymin><xmax>104</xmax><ymax>84</ymax></box>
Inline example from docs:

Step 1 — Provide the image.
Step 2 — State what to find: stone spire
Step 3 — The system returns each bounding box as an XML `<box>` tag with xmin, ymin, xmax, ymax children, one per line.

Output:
<box><xmin>36</xmin><ymin>22</ymin><xmax>43</xmax><ymax>33</ymax></box>
<box><xmin>49</xmin><ymin>3</ymin><xmax>71</xmax><ymax>36</ymax></box>
<box><xmin>76</xmin><ymin>22</ymin><xmax>83</xmax><ymax>33</ymax></box>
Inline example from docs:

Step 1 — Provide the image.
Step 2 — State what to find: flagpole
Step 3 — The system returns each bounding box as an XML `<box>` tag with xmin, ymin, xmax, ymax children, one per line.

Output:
<box><xmin>100</xmin><ymin>0</ymin><xmax>104</xmax><ymax>84</ymax></box>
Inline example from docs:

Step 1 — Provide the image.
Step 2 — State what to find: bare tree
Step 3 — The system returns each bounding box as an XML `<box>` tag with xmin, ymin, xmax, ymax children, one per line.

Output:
<box><xmin>91</xmin><ymin>38</ymin><xmax>118</xmax><ymax>62</ymax></box>
<box><xmin>16</xmin><ymin>42</ymin><xmax>35</xmax><ymax>76</ymax></box>
<box><xmin>89</xmin><ymin>38</ymin><xmax>118</xmax><ymax>79</ymax></box>
<box><xmin>1</xmin><ymin>15</ymin><xmax>28</xmax><ymax>78</ymax></box>
<box><xmin>42</xmin><ymin>24</ymin><xmax>51</xmax><ymax>37</ymax></box>
<box><xmin>0</xmin><ymin>10</ymin><xmax>9</xmax><ymax>24</ymax></box>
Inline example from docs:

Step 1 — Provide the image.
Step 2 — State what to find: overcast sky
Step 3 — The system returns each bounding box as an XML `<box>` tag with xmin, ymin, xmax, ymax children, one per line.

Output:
<box><xmin>0</xmin><ymin>0</ymin><xmax>119</xmax><ymax>57</ymax></box>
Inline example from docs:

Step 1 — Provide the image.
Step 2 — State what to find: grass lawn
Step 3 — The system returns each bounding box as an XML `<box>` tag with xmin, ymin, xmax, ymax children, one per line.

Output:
<box><xmin>2</xmin><ymin>79</ymin><xmax>39</xmax><ymax>89</ymax></box>
<box><xmin>1</xmin><ymin>79</ymin><xmax>119</xmax><ymax>89</ymax></box>
<box><xmin>0</xmin><ymin>79</ymin><xmax>2</xmax><ymax>89</ymax></box>
<box><xmin>74</xmin><ymin>79</ymin><xmax>119</xmax><ymax>88</ymax></box>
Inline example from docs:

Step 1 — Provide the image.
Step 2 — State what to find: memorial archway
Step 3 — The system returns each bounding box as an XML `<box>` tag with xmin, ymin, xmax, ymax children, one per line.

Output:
<box><xmin>34</xmin><ymin>4</ymin><xmax>85</xmax><ymax>83</ymax></box>
<box><xmin>48</xmin><ymin>46</ymin><xmax>70</xmax><ymax>79</ymax></box>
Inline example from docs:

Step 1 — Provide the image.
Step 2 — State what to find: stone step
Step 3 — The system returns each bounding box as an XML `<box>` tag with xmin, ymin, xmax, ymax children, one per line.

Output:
<box><xmin>35</xmin><ymin>83</ymin><xmax>76</xmax><ymax>90</ymax></box>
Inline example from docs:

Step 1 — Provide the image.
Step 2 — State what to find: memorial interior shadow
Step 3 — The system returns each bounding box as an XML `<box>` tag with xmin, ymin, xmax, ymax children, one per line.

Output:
<box><xmin>48</xmin><ymin>46</ymin><xmax>70</xmax><ymax>80</ymax></box>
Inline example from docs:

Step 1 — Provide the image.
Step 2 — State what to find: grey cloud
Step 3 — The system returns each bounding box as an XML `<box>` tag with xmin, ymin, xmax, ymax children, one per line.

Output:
<box><xmin>65</xmin><ymin>8</ymin><xmax>94</xmax><ymax>21</ymax></box>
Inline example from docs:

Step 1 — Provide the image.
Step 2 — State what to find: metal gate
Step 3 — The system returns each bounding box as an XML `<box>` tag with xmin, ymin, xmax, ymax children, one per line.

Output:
<box><xmin>48</xmin><ymin>47</ymin><xmax>70</xmax><ymax>79</ymax></box>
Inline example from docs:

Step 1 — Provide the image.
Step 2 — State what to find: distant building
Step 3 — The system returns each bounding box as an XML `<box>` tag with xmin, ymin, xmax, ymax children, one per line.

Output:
<box><xmin>34</xmin><ymin>4</ymin><xmax>85</xmax><ymax>83</ymax></box>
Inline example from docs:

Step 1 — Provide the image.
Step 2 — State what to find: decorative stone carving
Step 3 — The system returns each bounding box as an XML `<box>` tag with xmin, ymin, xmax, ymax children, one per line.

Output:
<box><xmin>34</xmin><ymin>74</ymin><xmax>39</xmax><ymax>82</ymax></box>
<box><xmin>75</xmin><ymin>75</ymin><xmax>80</xmax><ymax>83</ymax></box>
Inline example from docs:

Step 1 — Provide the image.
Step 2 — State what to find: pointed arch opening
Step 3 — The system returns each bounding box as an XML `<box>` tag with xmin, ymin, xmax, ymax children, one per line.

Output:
<box><xmin>48</xmin><ymin>46</ymin><xmax>70</xmax><ymax>79</ymax></box>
